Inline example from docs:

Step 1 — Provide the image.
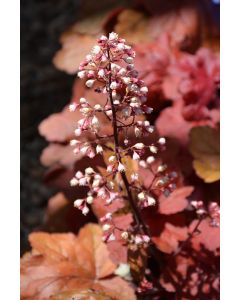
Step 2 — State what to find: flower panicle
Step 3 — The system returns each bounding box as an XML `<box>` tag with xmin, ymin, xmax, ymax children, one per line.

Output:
<box><xmin>68</xmin><ymin>32</ymin><xmax>178</xmax><ymax>246</ymax></box>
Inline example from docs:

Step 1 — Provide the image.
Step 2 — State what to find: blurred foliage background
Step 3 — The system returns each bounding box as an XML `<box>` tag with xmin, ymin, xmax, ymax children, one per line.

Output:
<box><xmin>20</xmin><ymin>0</ymin><xmax>219</xmax><ymax>254</ymax></box>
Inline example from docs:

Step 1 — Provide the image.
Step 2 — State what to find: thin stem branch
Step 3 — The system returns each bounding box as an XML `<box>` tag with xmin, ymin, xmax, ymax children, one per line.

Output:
<box><xmin>106</xmin><ymin>46</ymin><xmax>163</xmax><ymax>267</ymax></box>
<box><xmin>173</xmin><ymin>217</ymin><xmax>203</xmax><ymax>256</ymax></box>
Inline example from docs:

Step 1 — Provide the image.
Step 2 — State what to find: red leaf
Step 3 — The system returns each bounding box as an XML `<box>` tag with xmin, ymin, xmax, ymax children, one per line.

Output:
<box><xmin>40</xmin><ymin>144</ymin><xmax>80</xmax><ymax>168</ymax></box>
<box><xmin>159</xmin><ymin>186</ymin><xmax>194</xmax><ymax>215</ymax></box>
<box><xmin>190</xmin><ymin>218</ymin><xmax>220</xmax><ymax>254</ymax></box>
<box><xmin>155</xmin><ymin>99</ymin><xmax>219</xmax><ymax>145</ymax></box>
<box><xmin>153</xmin><ymin>222</ymin><xmax>188</xmax><ymax>254</ymax></box>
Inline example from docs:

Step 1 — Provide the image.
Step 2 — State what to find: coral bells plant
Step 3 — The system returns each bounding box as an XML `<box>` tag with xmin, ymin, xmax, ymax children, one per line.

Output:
<box><xmin>69</xmin><ymin>32</ymin><xmax>177</xmax><ymax>249</ymax></box>
<box><xmin>22</xmin><ymin>28</ymin><xmax>220</xmax><ymax>300</ymax></box>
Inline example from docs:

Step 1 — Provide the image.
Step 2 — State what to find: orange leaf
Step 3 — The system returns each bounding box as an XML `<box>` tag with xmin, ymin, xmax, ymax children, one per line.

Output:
<box><xmin>21</xmin><ymin>224</ymin><xmax>136</xmax><ymax>300</ymax></box>
<box><xmin>39</xmin><ymin>106</ymin><xmax>80</xmax><ymax>143</ymax></box>
<box><xmin>189</xmin><ymin>126</ymin><xmax>220</xmax><ymax>183</ymax></box>
<box><xmin>51</xmin><ymin>289</ymin><xmax>114</xmax><ymax>300</ymax></box>
<box><xmin>53</xmin><ymin>34</ymin><xmax>96</xmax><ymax>74</ymax></box>
<box><xmin>39</xmin><ymin>80</ymin><xmax>112</xmax><ymax>144</ymax></box>
<box><xmin>53</xmin><ymin>11</ymin><xmax>111</xmax><ymax>74</ymax></box>
<box><xmin>114</xmin><ymin>9</ymin><xmax>151</xmax><ymax>44</ymax></box>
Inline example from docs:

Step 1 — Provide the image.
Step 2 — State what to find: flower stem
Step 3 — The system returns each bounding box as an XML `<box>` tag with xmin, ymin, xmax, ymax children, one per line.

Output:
<box><xmin>106</xmin><ymin>47</ymin><xmax>163</xmax><ymax>266</ymax></box>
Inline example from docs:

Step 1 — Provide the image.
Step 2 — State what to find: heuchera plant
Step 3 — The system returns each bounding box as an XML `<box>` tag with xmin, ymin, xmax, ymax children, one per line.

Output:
<box><xmin>68</xmin><ymin>32</ymin><xmax>220</xmax><ymax>293</ymax></box>
<box><xmin>69</xmin><ymin>32</ymin><xmax>178</xmax><ymax>251</ymax></box>
<box><xmin>21</xmin><ymin>29</ymin><xmax>220</xmax><ymax>300</ymax></box>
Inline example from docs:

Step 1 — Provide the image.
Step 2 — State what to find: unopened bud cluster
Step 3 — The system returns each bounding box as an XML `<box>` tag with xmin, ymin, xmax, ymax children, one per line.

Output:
<box><xmin>71</xmin><ymin>168</ymin><xmax>118</xmax><ymax>215</ymax></box>
<box><xmin>68</xmin><ymin>32</ymin><xmax>178</xmax><ymax>246</ymax></box>
<box><xmin>191</xmin><ymin>200</ymin><xmax>220</xmax><ymax>227</ymax></box>
<box><xmin>100</xmin><ymin>212</ymin><xmax>151</xmax><ymax>245</ymax></box>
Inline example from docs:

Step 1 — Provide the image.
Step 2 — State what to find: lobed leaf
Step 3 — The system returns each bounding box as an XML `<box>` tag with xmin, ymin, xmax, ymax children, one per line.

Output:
<box><xmin>21</xmin><ymin>224</ymin><xmax>136</xmax><ymax>300</ymax></box>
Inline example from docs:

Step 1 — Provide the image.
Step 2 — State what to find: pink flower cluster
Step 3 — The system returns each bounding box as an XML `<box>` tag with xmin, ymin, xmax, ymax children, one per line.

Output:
<box><xmin>191</xmin><ymin>200</ymin><xmax>220</xmax><ymax>227</ymax></box>
<box><xmin>100</xmin><ymin>213</ymin><xmax>150</xmax><ymax>245</ymax></box>
<box><xmin>70</xmin><ymin>167</ymin><xmax>119</xmax><ymax>215</ymax></box>
<box><xmin>69</xmin><ymin>32</ymin><xmax>178</xmax><ymax>244</ymax></box>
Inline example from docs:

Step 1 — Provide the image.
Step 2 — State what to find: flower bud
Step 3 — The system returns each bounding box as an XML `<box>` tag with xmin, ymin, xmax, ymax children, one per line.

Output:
<box><xmin>142</xmin><ymin>235</ymin><xmax>150</xmax><ymax>243</ymax></box>
<box><xmin>85</xmin><ymin>54</ymin><xmax>92</xmax><ymax>62</ymax></box>
<box><xmin>146</xmin><ymin>156</ymin><xmax>155</xmax><ymax>164</ymax></box>
<box><xmin>133</xmin><ymin>152</ymin><xmax>140</xmax><ymax>160</ymax></box>
<box><xmin>157</xmin><ymin>164</ymin><xmax>167</xmax><ymax>173</ymax></box>
<box><xmin>150</xmin><ymin>146</ymin><xmax>158</xmax><ymax>153</ymax></box>
<box><xmin>106</xmin><ymin>109</ymin><xmax>113</xmax><ymax>116</ymax></box>
<box><xmin>102</xmin><ymin>224</ymin><xmax>111</xmax><ymax>231</ymax></box>
<box><xmin>92</xmin><ymin>179</ymin><xmax>101</xmax><ymax>188</ymax></box>
<box><xmin>138</xmin><ymin>192</ymin><xmax>145</xmax><ymax>201</ymax></box>
<box><xmin>117</xmin><ymin>43</ymin><xmax>125</xmax><ymax>50</ymax></box>
<box><xmin>96</xmin><ymin>145</ymin><xmax>103</xmax><ymax>154</ymax></box>
<box><xmin>69</xmin><ymin>103</ymin><xmax>78</xmax><ymax>112</ymax></box>
<box><xmin>74</xmin><ymin>199</ymin><xmax>84</xmax><ymax>208</ymax></box>
<box><xmin>94</xmin><ymin>104</ymin><xmax>102</xmax><ymax>111</ymax></box>
<box><xmin>118</xmin><ymin>68</ymin><xmax>127</xmax><ymax>76</ymax></box>
<box><xmin>74</xmin><ymin>128</ymin><xmax>81</xmax><ymax>136</ymax></box>
<box><xmin>121</xmin><ymin>231</ymin><xmax>129</xmax><ymax>240</ymax></box>
<box><xmin>147</xmin><ymin>196</ymin><xmax>156</xmax><ymax>206</ymax></box>
<box><xmin>139</xmin><ymin>160</ymin><xmax>147</xmax><ymax>168</ymax></box>
<box><xmin>122</xmin><ymin>77</ymin><xmax>131</xmax><ymax>84</ymax></box>
<box><xmin>108</xmin><ymin>233</ymin><xmax>116</xmax><ymax>241</ymax></box>
<box><xmin>109</xmin><ymin>32</ymin><xmax>118</xmax><ymax>40</ymax></box>
<box><xmin>118</xmin><ymin>162</ymin><xmax>125</xmax><ymax>173</ymax></box>
<box><xmin>85</xmin><ymin>79</ymin><xmax>95</xmax><ymax>88</ymax></box>
<box><xmin>124</xmin><ymin>56</ymin><xmax>134</xmax><ymax>64</ymax></box>
<box><xmin>75</xmin><ymin>171</ymin><xmax>83</xmax><ymax>179</ymax></box>
<box><xmin>110</xmin><ymin>81</ymin><xmax>118</xmax><ymax>90</ymax></box>
<box><xmin>82</xmin><ymin>206</ymin><xmax>90</xmax><ymax>215</ymax></box>
<box><xmin>91</xmin><ymin>116</ymin><xmax>99</xmax><ymax>129</ymax></box>
<box><xmin>99</xmin><ymin>35</ymin><xmax>107</xmax><ymax>41</ymax></box>
<box><xmin>131</xmin><ymin>173</ymin><xmax>139</xmax><ymax>182</ymax></box>
<box><xmin>80</xmin><ymin>145</ymin><xmax>89</xmax><ymax>155</ymax></box>
<box><xmin>92</xmin><ymin>45</ymin><xmax>101</xmax><ymax>55</ymax></box>
<box><xmin>135</xmin><ymin>127</ymin><xmax>141</xmax><ymax>137</ymax></box>
<box><xmin>79</xmin><ymin>177</ymin><xmax>88</xmax><ymax>186</ymax></box>
<box><xmin>140</xmin><ymin>86</ymin><xmax>148</xmax><ymax>93</ymax></box>
<box><xmin>80</xmin><ymin>107</ymin><xmax>92</xmax><ymax>115</ymax></box>
<box><xmin>158</xmin><ymin>137</ymin><xmax>166</xmax><ymax>145</ymax></box>
<box><xmin>85</xmin><ymin>167</ymin><xmax>94</xmax><ymax>175</ymax></box>
<box><xmin>70</xmin><ymin>178</ymin><xmax>79</xmax><ymax>186</ymax></box>
<box><xmin>109</xmin><ymin>155</ymin><xmax>116</xmax><ymax>163</ymax></box>
<box><xmin>134</xmin><ymin>143</ymin><xmax>144</xmax><ymax>150</ymax></box>
<box><xmin>100</xmin><ymin>213</ymin><xmax>112</xmax><ymax>222</ymax></box>
<box><xmin>70</xmin><ymin>139</ymin><xmax>79</xmax><ymax>146</ymax></box>
<box><xmin>135</xmin><ymin>235</ymin><xmax>143</xmax><ymax>245</ymax></box>
<box><xmin>79</xmin><ymin>97</ymin><xmax>87</xmax><ymax>104</ymax></box>
<box><xmin>77</xmin><ymin>70</ymin><xmax>86</xmax><ymax>79</ymax></box>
